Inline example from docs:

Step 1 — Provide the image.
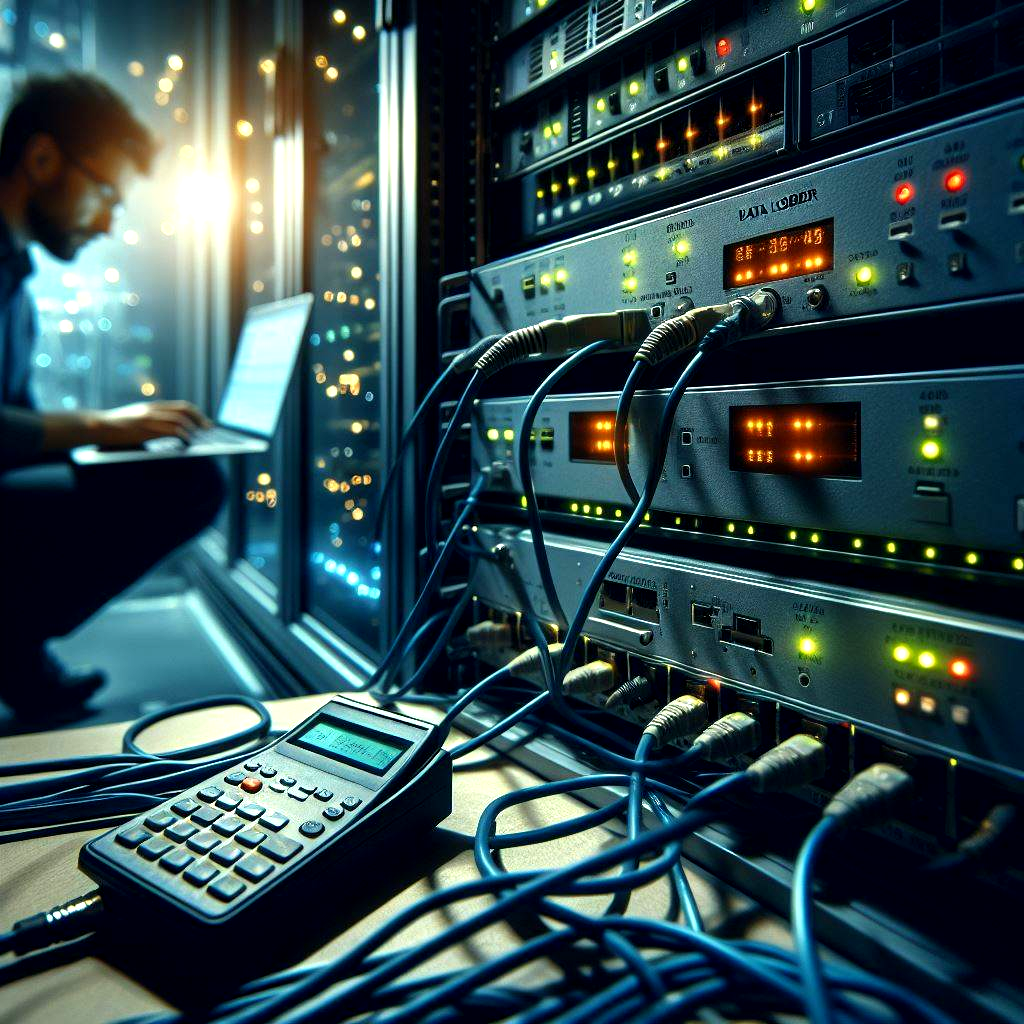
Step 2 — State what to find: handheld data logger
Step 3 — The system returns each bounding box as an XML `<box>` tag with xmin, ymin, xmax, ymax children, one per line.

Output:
<box><xmin>79</xmin><ymin>696</ymin><xmax>451</xmax><ymax>951</ymax></box>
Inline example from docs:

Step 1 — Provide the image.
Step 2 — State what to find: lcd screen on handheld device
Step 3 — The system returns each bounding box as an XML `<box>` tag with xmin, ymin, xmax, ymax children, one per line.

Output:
<box><xmin>294</xmin><ymin>718</ymin><xmax>410</xmax><ymax>774</ymax></box>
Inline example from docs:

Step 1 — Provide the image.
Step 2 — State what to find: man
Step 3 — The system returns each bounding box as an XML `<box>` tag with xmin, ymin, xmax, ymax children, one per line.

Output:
<box><xmin>0</xmin><ymin>73</ymin><xmax>224</xmax><ymax>718</ymax></box>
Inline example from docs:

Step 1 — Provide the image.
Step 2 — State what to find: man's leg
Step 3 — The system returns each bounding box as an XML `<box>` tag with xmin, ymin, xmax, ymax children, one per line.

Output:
<box><xmin>0</xmin><ymin>457</ymin><xmax>225</xmax><ymax>702</ymax></box>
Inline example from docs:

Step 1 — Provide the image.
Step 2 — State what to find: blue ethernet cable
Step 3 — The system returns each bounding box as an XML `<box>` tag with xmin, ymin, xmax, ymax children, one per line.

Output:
<box><xmin>613</xmin><ymin>361</ymin><xmax>647</xmax><ymax>506</ymax></box>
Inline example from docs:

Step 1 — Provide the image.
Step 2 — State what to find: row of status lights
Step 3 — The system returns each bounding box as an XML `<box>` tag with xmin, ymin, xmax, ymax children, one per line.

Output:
<box><xmin>892</xmin><ymin>168</ymin><xmax>968</xmax><ymax>206</ymax></box>
<box><xmin>892</xmin><ymin>644</ymin><xmax>972</xmax><ymax>677</ymax></box>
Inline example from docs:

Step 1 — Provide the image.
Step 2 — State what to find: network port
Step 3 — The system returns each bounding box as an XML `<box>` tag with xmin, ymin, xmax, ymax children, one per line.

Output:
<box><xmin>599</xmin><ymin>580</ymin><xmax>629</xmax><ymax>615</ymax></box>
<box><xmin>888</xmin><ymin>221</ymin><xmax>913</xmax><ymax>240</ymax></box>
<box><xmin>628</xmin><ymin>585</ymin><xmax>660</xmax><ymax>624</ymax></box>
<box><xmin>691</xmin><ymin>602</ymin><xmax>719</xmax><ymax>628</ymax></box>
<box><xmin>719</xmin><ymin>614</ymin><xmax>774</xmax><ymax>655</ymax></box>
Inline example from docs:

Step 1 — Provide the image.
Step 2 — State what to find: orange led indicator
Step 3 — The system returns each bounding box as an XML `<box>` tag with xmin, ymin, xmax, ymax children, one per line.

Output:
<box><xmin>949</xmin><ymin>658</ymin><xmax>972</xmax><ymax>679</ymax></box>
<box><xmin>894</xmin><ymin>182</ymin><xmax>915</xmax><ymax>205</ymax></box>
<box><xmin>944</xmin><ymin>168</ymin><xmax>966</xmax><ymax>193</ymax></box>
<box><xmin>656</xmin><ymin>137</ymin><xmax>670</xmax><ymax>151</ymax></box>
<box><xmin>894</xmin><ymin>688</ymin><xmax>912</xmax><ymax>708</ymax></box>
<box><xmin>716</xmin><ymin>37</ymin><xmax>731</xmax><ymax>57</ymax></box>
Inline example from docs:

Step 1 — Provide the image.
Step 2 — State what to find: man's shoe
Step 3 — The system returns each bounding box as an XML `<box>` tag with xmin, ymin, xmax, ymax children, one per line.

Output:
<box><xmin>0</xmin><ymin>650</ymin><xmax>106</xmax><ymax>719</ymax></box>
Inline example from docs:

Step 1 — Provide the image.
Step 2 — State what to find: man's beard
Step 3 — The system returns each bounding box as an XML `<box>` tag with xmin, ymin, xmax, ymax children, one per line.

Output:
<box><xmin>25</xmin><ymin>196</ymin><xmax>88</xmax><ymax>261</ymax></box>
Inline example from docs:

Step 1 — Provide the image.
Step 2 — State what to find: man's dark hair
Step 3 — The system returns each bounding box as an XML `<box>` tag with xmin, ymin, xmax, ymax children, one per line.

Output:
<box><xmin>0</xmin><ymin>72</ymin><xmax>156</xmax><ymax>176</ymax></box>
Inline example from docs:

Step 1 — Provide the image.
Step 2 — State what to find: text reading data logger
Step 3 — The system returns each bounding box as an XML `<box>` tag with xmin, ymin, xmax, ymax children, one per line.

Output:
<box><xmin>79</xmin><ymin>697</ymin><xmax>451</xmax><ymax>952</ymax></box>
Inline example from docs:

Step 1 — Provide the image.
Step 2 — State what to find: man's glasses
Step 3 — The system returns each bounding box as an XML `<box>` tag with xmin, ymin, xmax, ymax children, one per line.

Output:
<box><xmin>64</xmin><ymin>153</ymin><xmax>124</xmax><ymax>214</ymax></box>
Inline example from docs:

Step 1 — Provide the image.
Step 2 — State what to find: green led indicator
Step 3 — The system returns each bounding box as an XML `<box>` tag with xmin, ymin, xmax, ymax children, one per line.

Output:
<box><xmin>676</xmin><ymin>56</ymin><xmax>689</xmax><ymax>73</ymax></box>
<box><xmin>854</xmin><ymin>265</ymin><xmax>873</xmax><ymax>286</ymax></box>
<box><xmin>921</xmin><ymin>439</ymin><xmax>941</xmax><ymax>460</ymax></box>
<box><xmin>623</xmin><ymin>275</ymin><xmax>639</xmax><ymax>292</ymax></box>
<box><xmin>486</xmin><ymin>427</ymin><xmax>500</xmax><ymax>442</ymax></box>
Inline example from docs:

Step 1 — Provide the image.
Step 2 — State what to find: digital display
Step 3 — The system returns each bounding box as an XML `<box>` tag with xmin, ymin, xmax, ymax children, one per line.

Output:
<box><xmin>293</xmin><ymin>717</ymin><xmax>410</xmax><ymax>775</ymax></box>
<box><xmin>723</xmin><ymin>218</ymin><xmax>835</xmax><ymax>289</ymax></box>
<box><xmin>728</xmin><ymin>402</ymin><xmax>861</xmax><ymax>478</ymax></box>
<box><xmin>570</xmin><ymin>411</ymin><xmax>625</xmax><ymax>464</ymax></box>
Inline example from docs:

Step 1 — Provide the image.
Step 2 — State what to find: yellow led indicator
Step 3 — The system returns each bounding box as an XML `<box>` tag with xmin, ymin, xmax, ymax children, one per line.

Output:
<box><xmin>965</xmin><ymin>551</ymin><xmax>979</xmax><ymax>565</ymax></box>
<box><xmin>924</xmin><ymin>546</ymin><xmax>937</xmax><ymax>560</ymax></box>
<box><xmin>539</xmin><ymin>272</ymin><xmax>553</xmax><ymax>288</ymax></box>
<box><xmin>726</xmin><ymin>522</ymin><xmax>736</xmax><ymax>533</ymax></box>
<box><xmin>586</xmin><ymin>167</ymin><xmax>598</xmax><ymax>179</ymax></box>
<box><xmin>918</xmin><ymin>651</ymin><xmax>937</xmax><ymax>669</ymax></box>
<box><xmin>566</xmin><ymin>175</ymin><xmax>578</xmax><ymax>188</ymax></box>
<box><xmin>949</xmin><ymin>757</ymin><xmax>958</xmax><ymax>768</ymax></box>
<box><xmin>643</xmin><ymin>512</ymin><xmax>651</xmax><ymax>522</ymax></box>
<box><xmin>886</xmin><ymin>541</ymin><xmax>898</xmax><ymax>554</ymax></box>
<box><xmin>894</xmin><ymin>688</ymin><xmax>912</xmax><ymax>708</ymax></box>
<box><xmin>628</xmin><ymin>80</ymin><xmax>642</xmax><ymax>96</ymax></box>
<box><xmin>551</xmin><ymin>121</ymin><xmax>563</xmax><ymax>136</ymax></box>
<box><xmin>615</xmin><ymin>508</ymin><xmax>623</xmax><ymax>518</ymax></box>
<box><xmin>486</xmin><ymin>427</ymin><xmax>500</xmax><ymax>442</ymax></box>
<box><xmin>810</xmin><ymin>532</ymin><xmax>820</xmax><ymax>544</ymax></box>
<box><xmin>595</xmin><ymin>506</ymin><xmax>603</xmax><ymax>516</ymax></box>
<box><xmin>920</xmin><ymin>439</ymin><xmax>941</xmax><ymax>460</ymax></box>
<box><xmin>623</xmin><ymin>276</ymin><xmax>639</xmax><ymax>292</ymax></box>
<box><xmin>631</xmin><ymin>148</ymin><xmax>641</xmax><ymax>161</ymax></box>
<box><xmin>1013</xmin><ymin>557</ymin><xmax>1024</xmax><ymax>571</ymax></box>
<box><xmin>676</xmin><ymin>56</ymin><xmax>689</xmax><ymax>73</ymax></box>
<box><xmin>923</xmin><ymin>414</ymin><xmax>940</xmax><ymax>430</ymax></box>
<box><xmin>595</xmin><ymin>97</ymin><xmax>607</xmax><ymax>113</ymax></box>
<box><xmin>536</xmin><ymin>188</ymin><xmax>545</xmax><ymax>199</ymax></box>
<box><xmin>746</xmin><ymin>525</ymin><xmax>755</xmax><ymax>535</ymax></box>
<box><xmin>520</xmin><ymin>496</ymin><xmax>528</xmax><ymax>509</ymax></box>
<box><xmin>788</xmin><ymin>530</ymin><xmax>798</xmax><ymax>541</ymax></box>
<box><xmin>582</xmin><ymin>504</ymin><xmax>591</xmax><ymax>514</ymax></box>
<box><xmin>606</xmin><ymin>158</ymin><xmax>618</xmax><ymax>172</ymax></box>
<box><xmin>554</xmin><ymin>267</ymin><xmax>568</xmax><ymax>284</ymax></box>
<box><xmin>622</xmin><ymin>248</ymin><xmax>638</xmax><ymax>266</ymax></box>
<box><xmin>502</xmin><ymin>428</ymin><xmax>515</xmax><ymax>442</ymax></box>
<box><xmin>542</xmin><ymin>124</ymin><xmax>553</xmax><ymax>139</ymax></box>
<box><xmin>802</xmin><ymin>0</ymin><xmax>816</xmax><ymax>10</ymax></box>
<box><xmin>855</xmin><ymin>265</ymin><xmax>874</xmax><ymax>285</ymax></box>
<box><xmin>550</xmin><ymin>181</ymin><xmax>561</xmax><ymax>195</ymax></box>
<box><xmin>673</xmin><ymin>238</ymin><xmax>691</xmax><ymax>257</ymax></box>
<box><xmin>852</xmin><ymin>537</ymin><xmax>863</xmax><ymax>549</ymax></box>
<box><xmin>893</xmin><ymin>644</ymin><xmax>912</xmax><ymax>662</ymax></box>
<box><xmin>570</xmin><ymin>502</ymin><xmax>579</xmax><ymax>513</ymax></box>
<box><xmin>798</xmin><ymin>637</ymin><xmax>817</xmax><ymax>656</ymax></box>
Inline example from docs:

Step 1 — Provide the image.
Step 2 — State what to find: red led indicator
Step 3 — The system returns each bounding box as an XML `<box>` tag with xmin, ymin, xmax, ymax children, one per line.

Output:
<box><xmin>894</xmin><ymin>183</ymin><xmax>915</xmax><ymax>205</ymax></box>
<box><xmin>716</xmin><ymin>37</ymin><xmax>731</xmax><ymax>58</ymax></box>
<box><xmin>949</xmin><ymin>658</ymin><xmax>972</xmax><ymax>679</ymax></box>
<box><xmin>944</xmin><ymin>168</ymin><xmax>966</xmax><ymax>193</ymax></box>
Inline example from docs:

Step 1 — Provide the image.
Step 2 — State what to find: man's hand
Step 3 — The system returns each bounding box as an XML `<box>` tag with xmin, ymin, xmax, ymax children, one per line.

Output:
<box><xmin>41</xmin><ymin>401</ymin><xmax>213</xmax><ymax>452</ymax></box>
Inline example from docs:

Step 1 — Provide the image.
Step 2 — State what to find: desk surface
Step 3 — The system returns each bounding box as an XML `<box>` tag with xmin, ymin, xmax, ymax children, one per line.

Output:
<box><xmin>0</xmin><ymin>694</ymin><xmax>783</xmax><ymax>1024</ymax></box>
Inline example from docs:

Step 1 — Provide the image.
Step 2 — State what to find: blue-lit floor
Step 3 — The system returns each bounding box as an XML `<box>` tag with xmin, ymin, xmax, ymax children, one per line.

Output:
<box><xmin>0</xmin><ymin>573</ymin><xmax>267</xmax><ymax>739</ymax></box>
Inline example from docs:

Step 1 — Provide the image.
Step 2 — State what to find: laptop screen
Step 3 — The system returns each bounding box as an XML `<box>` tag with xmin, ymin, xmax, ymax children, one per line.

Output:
<box><xmin>217</xmin><ymin>294</ymin><xmax>313</xmax><ymax>437</ymax></box>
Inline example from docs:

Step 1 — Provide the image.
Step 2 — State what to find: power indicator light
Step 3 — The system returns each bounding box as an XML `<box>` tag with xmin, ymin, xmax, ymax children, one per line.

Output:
<box><xmin>917</xmin><ymin>651</ymin><xmax>937</xmax><ymax>670</ymax></box>
<box><xmin>809</xmin><ymin>532</ymin><xmax>820</xmax><ymax>544</ymax></box>
<box><xmin>788</xmin><ymin>530</ymin><xmax>798</xmax><ymax>541</ymax></box>
<box><xmin>1014</xmin><ymin>557</ymin><xmax>1024</xmax><ymax>571</ymax></box>
<box><xmin>539</xmin><ymin>272</ymin><xmax>553</xmax><ymax>288</ymax></box>
<box><xmin>676</xmin><ymin>56</ymin><xmax>689</xmax><ymax>73</ymax></box>
<box><xmin>627</xmin><ymin>80</ymin><xmax>642</xmax><ymax>96</ymax></box>
<box><xmin>801</xmin><ymin>0</ymin><xmax>816</xmax><ymax>10</ymax></box>
<box><xmin>920</xmin><ymin>439</ymin><xmax>941</xmax><ymax>460</ymax></box>
<box><xmin>673</xmin><ymin>238</ymin><xmax>690</xmax><ymax>257</ymax></box>
<box><xmin>922</xmin><ymin>414</ymin><xmax>940</xmax><ymax>430</ymax></box>
<box><xmin>964</xmin><ymin>551</ymin><xmax>979</xmax><ymax>566</ymax></box>
<box><xmin>551</xmin><ymin>121</ymin><xmax>563</xmax><ymax>136</ymax></box>
<box><xmin>949</xmin><ymin>658</ymin><xmax>972</xmax><ymax>679</ymax></box>
<box><xmin>893</xmin><ymin>644</ymin><xmax>912</xmax><ymax>662</ymax></box>
<box><xmin>854</xmin><ymin>265</ymin><xmax>874</xmax><ymax>285</ymax></box>
<box><xmin>542</xmin><ymin>124</ymin><xmax>553</xmax><ymax>139</ymax></box>
<box><xmin>716</xmin><ymin>37</ymin><xmax>731</xmax><ymax>58</ymax></box>
<box><xmin>894</xmin><ymin>182</ymin><xmax>915</xmax><ymax>205</ymax></box>
<box><xmin>923</xmin><ymin>546</ymin><xmax>937</xmax><ymax>560</ymax></box>
<box><xmin>852</xmin><ymin>537</ymin><xmax>863</xmax><ymax>549</ymax></box>
<box><xmin>595</xmin><ymin>97</ymin><xmax>607</xmax><ymax>113</ymax></box>
<box><xmin>894</xmin><ymin>688</ymin><xmax>912</xmax><ymax>708</ymax></box>
<box><xmin>485</xmin><ymin>427</ymin><xmax>500</xmax><ymax>442</ymax></box>
<box><xmin>623</xmin><ymin>275</ymin><xmax>639</xmax><ymax>292</ymax></box>
<box><xmin>798</xmin><ymin>636</ymin><xmax>817</xmax><ymax>656</ymax></box>
<box><xmin>944</xmin><ymin>168</ymin><xmax>966</xmax><ymax>193</ymax></box>
<box><xmin>622</xmin><ymin>248</ymin><xmax>638</xmax><ymax>266</ymax></box>
<box><xmin>520</xmin><ymin>496</ymin><xmax>528</xmax><ymax>508</ymax></box>
<box><xmin>886</xmin><ymin>541</ymin><xmax>898</xmax><ymax>554</ymax></box>
<box><xmin>570</xmin><ymin>502</ymin><xmax>579</xmax><ymax>513</ymax></box>
<box><xmin>554</xmin><ymin>267</ymin><xmax>568</xmax><ymax>284</ymax></box>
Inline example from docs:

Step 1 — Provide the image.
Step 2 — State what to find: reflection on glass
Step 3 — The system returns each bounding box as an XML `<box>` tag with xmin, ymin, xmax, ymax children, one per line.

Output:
<box><xmin>304</xmin><ymin>2</ymin><xmax>382</xmax><ymax>653</ymax></box>
<box><xmin>237</xmin><ymin>2</ymin><xmax>282</xmax><ymax>587</ymax></box>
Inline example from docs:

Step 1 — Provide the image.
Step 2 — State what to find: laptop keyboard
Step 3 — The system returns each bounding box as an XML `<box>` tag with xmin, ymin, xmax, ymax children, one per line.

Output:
<box><xmin>144</xmin><ymin>427</ymin><xmax>245</xmax><ymax>452</ymax></box>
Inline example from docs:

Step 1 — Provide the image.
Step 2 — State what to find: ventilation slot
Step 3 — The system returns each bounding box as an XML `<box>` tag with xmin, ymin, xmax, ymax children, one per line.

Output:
<box><xmin>595</xmin><ymin>0</ymin><xmax>626</xmax><ymax>47</ymax></box>
<box><xmin>528</xmin><ymin>36</ymin><xmax>544</xmax><ymax>82</ymax></box>
<box><xmin>564</xmin><ymin>9</ymin><xmax>590</xmax><ymax>62</ymax></box>
<box><xmin>568</xmin><ymin>90</ymin><xmax>586</xmax><ymax>143</ymax></box>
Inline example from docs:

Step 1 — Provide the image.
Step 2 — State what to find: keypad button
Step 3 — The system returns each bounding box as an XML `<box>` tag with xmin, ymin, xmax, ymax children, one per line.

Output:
<box><xmin>186</xmin><ymin>832</ymin><xmax>220</xmax><ymax>855</ymax></box>
<box><xmin>342</xmin><ymin>796</ymin><xmax>362</xmax><ymax>811</ymax></box>
<box><xmin>269</xmin><ymin>783</ymin><xmax>287</xmax><ymax>793</ymax></box>
<box><xmin>183</xmin><ymin>863</ymin><xmax>220</xmax><ymax>888</ymax></box>
<box><xmin>165</xmin><ymin>820</ymin><xmax>200</xmax><ymax>844</ymax></box>
<box><xmin>297</xmin><ymin>783</ymin><xmax>317</xmax><ymax>795</ymax></box>
<box><xmin>210</xmin><ymin>844</ymin><xmax>245</xmax><ymax>867</ymax></box>
<box><xmin>313</xmin><ymin>788</ymin><xmax>333</xmax><ymax>802</ymax></box>
<box><xmin>138</xmin><ymin>836</ymin><xmax>174</xmax><ymax>861</ymax></box>
<box><xmin>280</xmin><ymin>777</ymin><xmax>297</xmax><ymax>787</ymax></box>
<box><xmin>243</xmin><ymin>761</ymin><xmax>262</xmax><ymax>772</ymax></box>
<box><xmin>143</xmin><ymin>810</ymin><xmax>176</xmax><ymax>832</ymax></box>
<box><xmin>235</xmin><ymin>853</ymin><xmax>275</xmax><ymax>882</ymax></box>
<box><xmin>215</xmin><ymin>795</ymin><xmax>242</xmax><ymax>811</ymax></box>
<box><xmin>171</xmin><ymin>797</ymin><xmax>202</xmax><ymax>817</ymax></box>
<box><xmin>240</xmin><ymin>777</ymin><xmax>263</xmax><ymax>794</ymax></box>
<box><xmin>235</xmin><ymin>828</ymin><xmax>266</xmax><ymax>849</ymax></box>
<box><xmin>159</xmin><ymin>849</ymin><xmax>195</xmax><ymax>874</ymax></box>
<box><xmin>287</xmin><ymin>790</ymin><xmax>309</xmax><ymax>802</ymax></box>
<box><xmin>212</xmin><ymin>815</ymin><xmax>245</xmax><ymax>837</ymax></box>
<box><xmin>197</xmin><ymin>786</ymin><xmax>224</xmax><ymax>803</ymax></box>
<box><xmin>259</xmin><ymin>766</ymin><xmax>277</xmax><ymax>778</ymax></box>
<box><xmin>191</xmin><ymin>806</ymin><xmax>222</xmax><ymax>828</ymax></box>
<box><xmin>323</xmin><ymin>806</ymin><xmax>344</xmax><ymax>822</ymax></box>
<box><xmin>116</xmin><ymin>827</ymin><xmax>151</xmax><ymax>849</ymax></box>
<box><xmin>259</xmin><ymin>836</ymin><xmax>302</xmax><ymax>863</ymax></box>
<box><xmin>260</xmin><ymin>811</ymin><xmax>289</xmax><ymax>832</ymax></box>
<box><xmin>299</xmin><ymin>820</ymin><xmax>326</xmax><ymax>839</ymax></box>
<box><xmin>209</xmin><ymin>876</ymin><xmax>246</xmax><ymax>902</ymax></box>
<box><xmin>237</xmin><ymin>802</ymin><xmax>266</xmax><ymax>821</ymax></box>
<box><xmin>225</xmin><ymin>771</ymin><xmax>247</xmax><ymax>786</ymax></box>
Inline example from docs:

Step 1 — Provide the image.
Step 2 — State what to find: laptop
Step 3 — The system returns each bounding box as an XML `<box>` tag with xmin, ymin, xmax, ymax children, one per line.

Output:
<box><xmin>72</xmin><ymin>293</ymin><xmax>313</xmax><ymax>465</ymax></box>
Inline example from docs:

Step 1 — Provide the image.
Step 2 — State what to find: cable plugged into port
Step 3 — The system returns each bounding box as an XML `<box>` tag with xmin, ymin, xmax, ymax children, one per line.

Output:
<box><xmin>642</xmin><ymin>695</ymin><xmax>708</xmax><ymax>748</ymax></box>
<box><xmin>690</xmin><ymin>712</ymin><xmax>761</xmax><ymax>762</ymax></box>
<box><xmin>562</xmin><ymin>659</ymin><xmax>616</xmax><ymax>697</ymax></box>
<box><xmin>464</xmin><ymin>620</ymin><xmax>513</xmax><ymax>652</ymax></box>
<box><xmin>605</xmin><ymin>674</ymin><xmax>656</xmax><ymax>710</ymax></box>
<box><xmin>507</xmin><ymin>642</ymin><xmax>564</xmax><ymax>683</ymax></box>
<box><xmin>746</xmin><ymin>734</ymin><xmax>827</xmax><ymax>793</ymax></box>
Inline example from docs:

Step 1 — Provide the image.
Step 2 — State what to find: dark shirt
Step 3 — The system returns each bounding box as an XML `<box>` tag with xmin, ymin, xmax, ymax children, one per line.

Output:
<box><xmin>0</xmin><ymin>213</ymin><xmax>41</xmax><ymax>469</ymax></box>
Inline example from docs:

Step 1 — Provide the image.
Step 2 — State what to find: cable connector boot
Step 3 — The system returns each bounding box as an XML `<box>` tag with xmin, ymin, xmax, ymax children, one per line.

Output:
<box><xmin>746</xmin><ymin>734</ymin><xmax>826</xmax><ymax>793</ymax></box>
<box><xmin>11</xmin><ymin>891</ymin><xmax>104</xmax><ymax>955</ymax></box>
<box><xmin>823</xmin><ymin>763</ymin><xmax>914</xmax><ymax>830</ymax></box>
<box><xmin>450</xmin><ymin>335</ymin><xmax>503</xmax><ymax>375</ymax></box>
<box><xmin>642</xmin><ymin>695</ymin><xmax>708</xmax><ymax>749</ymax></box>
<box><xmin>507</xmin><ymin>642</ymin><xmax>564</xmax><ymax>683</ymax></box>
<box><xmin>562</xmin><ymin>659</ymin><xmax>616</xmax><ymax>697</ymax></box>
<box><xmin>605</xmin><ymin>674</ymin><xmax>655</xmax><ymax>710</ymax></box>
<box><xmin>633</xmin><ymin>303</ymin><xmax>733</xmax><ymax>366</ymax></box>
<box><xmin>689</xmin><ymin>712</ymin><xmax>760</xmax><ymax>762</ymax></box>
<box><xmin>464</xmin><ymin>621</ymin><xmax>513</xmax><ymax>652</ymax></box>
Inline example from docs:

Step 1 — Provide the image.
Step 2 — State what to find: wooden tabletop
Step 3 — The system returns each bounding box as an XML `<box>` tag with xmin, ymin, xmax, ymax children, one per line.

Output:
<box><xmin>0</xmin><ymin>693</ymin><xmax>779</xmax><ymax>1024</ymax></box>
